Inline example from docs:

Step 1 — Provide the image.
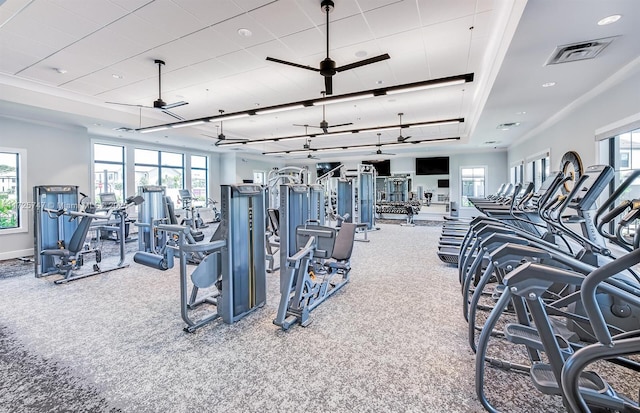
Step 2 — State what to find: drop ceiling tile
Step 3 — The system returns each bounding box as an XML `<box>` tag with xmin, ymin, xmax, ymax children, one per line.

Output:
<box><xmin>134</xmin><ymin>0</ymin><xmax>206</xmax><ymax>39</ymax></box>
<box><xmin>61</xmin><ymin>27</ymin><xmax>147</xmax><ymax>68</ymax></box>
<box><xmin>417</xmin><ymin>0</ymin><xmax>481</xmax><ymax>26</ymax></box>
<box><xmin>171</xmin><ymin>0</ymin><xmax>244</xmax><ymax>25</ymax></box>
<box><xmin>50</xmin><ymin>0</ymin><xmax>131</xmax><ymax>25</ymax></box>
<box><xmin>0</xmin><ymin>47</ymin><xmax>40</xmax><ymax>74</ymax></box>
<box><xmin>138</xmin><ymin>38</ymin><xmax>209</xmax><ymax>69</ymax></box>
<box><xmin>209</xmin><ymin>12</ymin><xmax>277</xmax><ymax>49</ymax></box>
<box><xmin>249</xmin><ymin>1</ymin><xmax>314</xmax><ymax>38</ymax></box>
<box><xmin>271</xmin><ymin>27</ymin><xmax>326</xmax><ymax>59</ymax></box>
<box><xmin>326</xmin><ymin>14</ymin><xmax>373</xmax><ymax>50</ymax></box>
<box><xmin>183</xmin><ymin>27</ymin><xmax>243</xmax><ymax>59</ymax></box>
<box><xmin>361</xmin><ymin>0</ymin><xmax>421</xmax><ymax>39</ymax></box>
<box><xmin>107</xmin><ymin>0</ymin><xmax>153</xmax><ymax>12</ymax></box>
<box><xmin>215</xmin><ymin>49</ymin><xmax>265</xmax><ymax>75</ymax></box>
<box><xmin>19</xmin><ymin>49</ymin><xmax>104</xmax><ymax>85</ymax></box>
<box><xmin>15</xmin><ymin>0</ymin><xmax>103</xmax><ymax>39</ymax></box>
<box><xmin>106</xmin><ymin>14</ymin><xmax>181</xmax><ymax>48</ymax></box>
<box><xmin>0</xmin><ymin>31</ymin><xmax>54</xmax><ymax>63</ymax></box>
<box><xmin>2</xmin><ymin>17</ymin><xmax>77</xmax><ymax>52</ymax></box>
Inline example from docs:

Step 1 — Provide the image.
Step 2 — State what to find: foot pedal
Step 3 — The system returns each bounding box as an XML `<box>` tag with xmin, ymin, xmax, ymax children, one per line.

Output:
<box><xmin>530</xmin><ymin>363</ymin><xmax>609</xmax><ymax>396</ymax></box>
<box><xmin>504</xmin><ymin>324</ymin><xmax>544</xmax><ymax>351</ymax></box>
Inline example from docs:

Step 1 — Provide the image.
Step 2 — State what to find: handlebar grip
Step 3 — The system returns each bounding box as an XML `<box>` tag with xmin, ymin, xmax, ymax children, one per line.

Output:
<box><xmin>599</xmin><ymin>200</ymin><xmax>631</xmax><ymax>224</ymax></box>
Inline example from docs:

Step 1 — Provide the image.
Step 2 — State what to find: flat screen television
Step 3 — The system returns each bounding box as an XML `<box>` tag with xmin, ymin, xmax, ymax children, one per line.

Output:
<box><xmin>316</xmin><ymin>162</ymin><xmax>341</xmax><ymax>177</ymax></box>
<box><xmin>437</xmin><ymin>179</ymin><xmax>450</xmax><ymax>188</ymax></box>
<box><xmin>416</xmin><ymin>156</ymin><xmax>449</xmax><ymax>175</ymax></box>
<box><xmin>362</xmin><ymin>159</ymin><xmax>391</xmax><ymax>177</ymax></box>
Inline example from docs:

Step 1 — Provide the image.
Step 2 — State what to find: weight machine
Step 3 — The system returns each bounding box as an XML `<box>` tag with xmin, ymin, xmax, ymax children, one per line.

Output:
<box><xmin>274</xmin><ymin>183</ymin><xmax>355</xmax><ymax>330</ymax></box>
<box><xmin>34</xmin><ymin>185</ymin><xmax>142</xmax><ymax>283</ymax></box>
<box><xmin>134</xmin><ymin>184</ymin><xmax>266</xmax><ymax>332</ymax></box>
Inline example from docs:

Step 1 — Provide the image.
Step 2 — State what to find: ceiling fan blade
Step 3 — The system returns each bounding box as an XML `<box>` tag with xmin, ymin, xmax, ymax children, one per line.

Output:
<box><xmin>106</xmin><ymin>102</ymin><xmax>152</xmax><ymax>109</ymax></box>
<box><xmin>335</xmin><ymin>53</ymin><xmax>391</xmax><ymax>72</ymax></box>
<box><xmin>222</xmin><ymin>137</ymin><xmax>249</xmax><ymax>142</ymax></box>
<box><xmin>162</xmin><ymin>101</ymin><xmax>189</xmax><ymax>110</ymax></box>
<box><xmin>266</xmin><ymin>57</ymin><xmax>320</xmax><ymax>72</ymax></box>
<box><xmin>327</xmin><ymin>122</ymin><xmax>353</xmax><ymax>128</ymax></box>
<box><xmin>397</xmin><ymin>135</ymin><xmax>412</xmax><ymax>143</ymax></box>
<box><xmin>161</xmin><ymin>109</ymin><xmax>185</xmax><ymax>120</ymax></box>
<box><xmin>324</xmin><ymin>76</ymin><xmax>333</xmax><ymax>95</ymax></box>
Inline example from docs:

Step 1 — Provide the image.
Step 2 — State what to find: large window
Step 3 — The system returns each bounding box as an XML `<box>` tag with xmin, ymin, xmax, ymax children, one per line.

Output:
<box><xmin>94</xmin><ymin>143</ymin><xmax>125</xmax><ymax>203</ymax></box>
<box><xmin>527</xmin><ymin>152</ymin><xmax>550</xmax><ymax>190</ymax></box>
<box><xmin>600</xmin><ymin>126</ymin><xmax>640</xmax><ymax>241</ymax></box>
<box><xmin>510</xmin><ymin>162</ymin><xmax>524</xmax><ymax>185</ymax></box>
<box><xmin>135</xmin><ymin>149</ymin><xmax>184</xmax><ymax>201</ymax></box>
<box><xmin>461</xmin><ymin>167</ymin><xmax>486</xmax><ymax>207</ymax></box>
<box><xmin>191</xmin><ymin>155</ymin><xmax>208</xmax><ymax>207</ymax></box>
<box><xmin>0</xmin><ymin>148</ymin><xmax>25</xmax><ymax>232</ymax></box>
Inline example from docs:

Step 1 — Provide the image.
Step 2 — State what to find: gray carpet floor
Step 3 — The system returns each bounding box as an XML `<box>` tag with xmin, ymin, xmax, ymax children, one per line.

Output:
<box><xmin>0</xmin><ymin>223</ymin><xmax>634</xmax><ymax>412</ymax></box>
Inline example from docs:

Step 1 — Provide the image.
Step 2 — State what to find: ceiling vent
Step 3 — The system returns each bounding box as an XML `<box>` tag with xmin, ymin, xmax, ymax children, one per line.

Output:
<box><xmin>545</xmin><ymin>37</ymin><xmax>617</xmax><ymax>65</ymax></box>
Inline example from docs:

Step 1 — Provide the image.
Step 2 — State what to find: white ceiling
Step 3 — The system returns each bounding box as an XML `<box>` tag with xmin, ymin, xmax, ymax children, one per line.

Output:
<box><xmin>0</xmin><ymin>0</ymin><xmax>638</xmax><ymax>162</ymax></box>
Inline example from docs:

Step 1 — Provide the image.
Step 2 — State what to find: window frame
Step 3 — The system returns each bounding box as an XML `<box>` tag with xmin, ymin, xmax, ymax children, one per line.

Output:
<box><xmin>0</xmin><ymin>147</ymin><xmax>27</xmax><ymax>234</ymax></box>
<box><xmin>93</xmin><ymin>143</ymin><xmax>126</xmax><ymax>203</ymax></box>
<box><xmin>460</xmin><ymin>165</ymin><xmax>487</xmax><ymax>208</ymax></box>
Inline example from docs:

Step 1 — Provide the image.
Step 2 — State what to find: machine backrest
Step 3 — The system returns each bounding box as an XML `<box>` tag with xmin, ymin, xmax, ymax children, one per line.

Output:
<box><xmin>67</xmin><ymin>208</ymin><xmax>95</xmax><ymax>254</ymax></box>
<box><xmin>164</xmin><ymin>196</ymin><xmax>179</xmax><ymax>224</ymax></box>
<box><xmin>332</xmin><ymin>222</ymin><xmax>356</xmax><ymax>261</ymax></box>
<box><xmin>267</xmin><ymin>208</ymin><xmax>280</xmax><ymax>236</ymax></box>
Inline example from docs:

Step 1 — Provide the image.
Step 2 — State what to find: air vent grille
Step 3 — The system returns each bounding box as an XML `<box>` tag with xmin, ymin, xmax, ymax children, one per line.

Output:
<box><xmin>545</xmin><ymin>37</ymin><xmax>617</xmax><ymax>65</ymax></box>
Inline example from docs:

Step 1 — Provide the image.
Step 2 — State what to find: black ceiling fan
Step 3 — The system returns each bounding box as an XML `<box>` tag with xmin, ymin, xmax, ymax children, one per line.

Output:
<box><xmin>396</xmin><ymin>112</ymin><xmax>412</xmax><ymax>142</ymax></box>
<box><xmin>370</xmin><ymin>133</ymin><xmax>396</xmax><ymax>156</ymax></box>
<box><xmin>294</xmin><ymin>138</ymin><xmax>320</xmax><ymax>159</ymax></box>
<box><xmin>107</xmin><ymin>59</ymin><xmax>188</xmax><ymax>120</ymax></box>
<box><xmin>265</xmin><ymin>0</ymin><xmax>390</xmax><ymax>95</ymax></box>
<box><xmin>202</xmin><ymin>110</ymin><xmax>249</xmax><ymax>146</ymax></box>
<box><xmin>294</xmin><ymin>92</ymin><xmax>353</xmax><ymax>133</ymax></box>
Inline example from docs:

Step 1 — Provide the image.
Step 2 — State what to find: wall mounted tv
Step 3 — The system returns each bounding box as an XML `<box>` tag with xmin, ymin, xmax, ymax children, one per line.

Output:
<box><xmin>316</xmin><ymin>162</ymin><xmax>342</xmax><ymax>177</ymax></box>
<box><xmin>415</xmin><ymin>156</ymin><xmax>449</xmax><ymax>175</ymax></box>
<box><xmin>362</xmin><ymin>159</ymin><xmax>391</xmax><ymax>177</ymax></box>
<box><xmin>437</xmin><ymin>179</ymin><xmax>450</xmax><ymax>188</ymax></box>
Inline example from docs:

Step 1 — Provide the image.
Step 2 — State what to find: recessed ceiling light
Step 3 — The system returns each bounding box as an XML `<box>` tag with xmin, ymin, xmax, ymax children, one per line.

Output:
<box><xmin>112</xmin><ymin>74</ymin><xmax>122</xmax><ymax>79</ymax></box>
<box><xmin>237</xmin><ymin>28</ymin><xmax>252</xmax><ymax>37</ymax></box>
<box><xmin>516</xmin><ymin>111</ymin><xmax>526</xmax><ymax>115</ymax></box>
<box><xmin>598</xmin><ymin>14</ymin><xmax>621</xmax><ymax>25</ymax></box>
<box><xmin>93</xmin><ymin>123</ymin><xmax>102</xmax><ymax>126</ymax></box>
<box><xmin>376</xmin><ymin>80</ymin><xmax>384</xmax><ymax>85</ymax></box>
<box><xmin>54</xmin><ymin>68</ymin><xmax>67</xmax><ymax>74</ymax></box>
<box><xmin>484</xmin><ymin>140</ymin><xmax>498</xmax><ymax>144</ymax></box>
<box><xmin>542</xmin><ymin>82</ymin><xmax>556</xmax><ymax>88</ymax></box>
<box><xmin>355</xmin><ymin>50</ymin><xmax>367</xmax><ymax>58</ymax></box>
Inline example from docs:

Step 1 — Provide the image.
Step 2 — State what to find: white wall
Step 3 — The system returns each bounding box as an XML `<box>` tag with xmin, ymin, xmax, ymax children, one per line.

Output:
<box><xmin>508</xmin><ymin>67</ymin><xmax>640</xmax><ymax>172</ymax></box>
<box><xmin>0</xmin><ymin>116</ymin><xmax>91</xmax><ymax>259</ymax></box>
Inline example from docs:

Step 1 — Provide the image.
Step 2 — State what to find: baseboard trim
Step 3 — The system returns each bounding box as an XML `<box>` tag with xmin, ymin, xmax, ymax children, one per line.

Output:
<box><xmin>0</xmin><ymin>248</ymin><xmax>34</xmax><ymax>261</ymax></box>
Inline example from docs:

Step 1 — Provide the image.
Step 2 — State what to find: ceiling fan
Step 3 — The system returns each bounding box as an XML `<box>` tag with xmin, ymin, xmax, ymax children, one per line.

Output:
<box><xmin>293</xmin><ymin>138</ymin><xmax>320</xmax><ymax>159</ymax></box>
<box><xmin>265</xmin><ymin>0</ymin><xmax>390</xmax><ymax>95</ymax></box>
<box><xmin>202</xmin><ymin>110</ymin><xmax>249</xmax><ymax>146</ymax></box>
<box><xmin>396</xmin><ymin>112</ymin><xmax>412</xmax><ymax>142</ymax></box>
<box><xmin>294</xmin><ymin>92</ymin><xmax>353</xmax><ymax>133</ymax></box>
<box><xmin>370</xmin><ymin>133</ymin><xmax>396</xmax><ymax>156</ymax></box>
<box><xmin>107</xmin><ymin>59</ymin><xmax>188</xmax><ymax>120</ymax></box>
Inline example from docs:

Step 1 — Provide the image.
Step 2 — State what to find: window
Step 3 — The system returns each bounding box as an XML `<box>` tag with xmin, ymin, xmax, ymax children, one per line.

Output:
<box><xmin>94</xmin><ymin>143</ymin><xmax>125</xmax><ymax>203</ymax></box>
<box><xmin>253</xmin><ymin>170</ymin><xmax>265</xmax><ymax>185</ymax></box>
<box><xmin>135</xmin><ymin>149</ymin><xmax>184</xmax><ymax>201</ymax></box>
<box><xmin>461</xmin><ymin>167</ymin><xmax>486</xmax><ymax>207</ymax></box>
<box><xmin>510</xmin><ymin>163</ymin><xmax>524</xmax><ymax>185</ymax></box>
<box><xmin>191</xmin><ymin>155</ymin><xmax>208</xmax><ymax>207</ymax></box>
<box><xmin>527</xmin><ymin>152</ymin><xmax>550</xmax><ymax>190</ymax></box>
<box><xmin>0</xmin><ymin>148</ymin><xmax>26</xmax><ymax>233</ymax></box>
<box><xmin>600</xmin><ymin>127</ymin><xmax>640</xmax><ymax>241</ymax></box>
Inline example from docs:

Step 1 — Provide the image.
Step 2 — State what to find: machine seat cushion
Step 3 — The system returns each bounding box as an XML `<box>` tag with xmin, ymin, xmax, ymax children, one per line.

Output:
<box><xmin>41</xmin><ymin>249</ymin><xmax>71</xmax><ymax>257</ymax></box>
